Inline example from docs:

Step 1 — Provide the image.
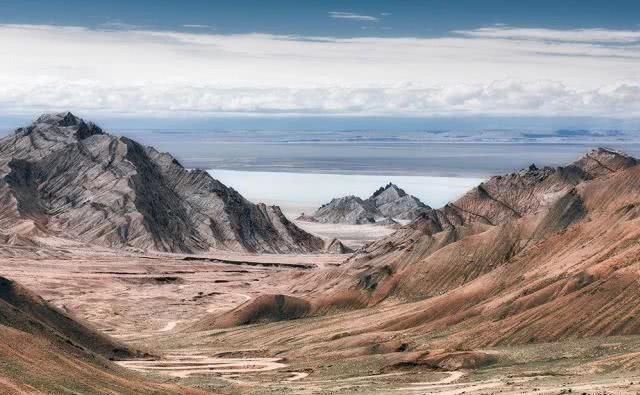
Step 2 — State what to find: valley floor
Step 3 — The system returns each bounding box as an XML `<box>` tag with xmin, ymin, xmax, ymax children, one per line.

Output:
<box><xmin>3</xmin><ymin>243</ymin><xmax>640</xmax><ymax>394</ymax></box>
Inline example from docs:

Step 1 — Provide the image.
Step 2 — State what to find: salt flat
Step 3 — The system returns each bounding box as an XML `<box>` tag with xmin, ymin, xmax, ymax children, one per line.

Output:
<box><xmin>208</xmin><ymin>169</ymin><xmax>483</xmax><ymax>219</ymax></box>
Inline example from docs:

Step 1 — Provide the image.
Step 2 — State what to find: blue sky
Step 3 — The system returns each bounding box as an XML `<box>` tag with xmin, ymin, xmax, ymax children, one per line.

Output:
<box><xmin>0</xmin><ymin>1</ymin><xmax>639</xmax><ymax>124</ymax></box>
<box><xmin>2</xmin><ymin>0</ymin><xmax>640</xmax><ymax>36</ymax></box>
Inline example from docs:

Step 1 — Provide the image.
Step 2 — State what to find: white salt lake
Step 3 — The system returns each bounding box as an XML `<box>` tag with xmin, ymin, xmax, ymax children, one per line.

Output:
<box><xmin>208</xmin><ymin>169</ymin><xmax>484</xmax><ymax>219</ymax></box>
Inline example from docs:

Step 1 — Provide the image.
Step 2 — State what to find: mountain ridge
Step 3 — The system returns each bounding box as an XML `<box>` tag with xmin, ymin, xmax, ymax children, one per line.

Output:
<box><xmin>0</xmin><ymin>112</ymin><xmax>324</xmax><ymax>254</ymax></box>
<box><xmin>199</xmin><ymin>148</ymin><xmax>640</xmax><ymax>341</ymax></box>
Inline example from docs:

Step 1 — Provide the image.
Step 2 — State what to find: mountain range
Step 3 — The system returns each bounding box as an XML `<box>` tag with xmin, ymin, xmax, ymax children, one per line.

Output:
<box><xmin>197</xmin><ymin>148</ymin><xmax>640</xmax><ymax>359</ymax></box>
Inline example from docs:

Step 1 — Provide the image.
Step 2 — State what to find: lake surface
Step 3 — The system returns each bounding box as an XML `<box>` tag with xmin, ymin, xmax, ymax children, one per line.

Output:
<box><xmin>121</xmin><ymin>129</ymin><xmax>640</xmax><ymax>215</ymax></box>
<box><xmin>209</xmin><ymin>169</ymin><xmax>484</xmax><ymax>218</ymax></box>
<box><xmin>118</xmin><ymin>129</ymin><xmax>640</xmax><ymax>178</ymax></box>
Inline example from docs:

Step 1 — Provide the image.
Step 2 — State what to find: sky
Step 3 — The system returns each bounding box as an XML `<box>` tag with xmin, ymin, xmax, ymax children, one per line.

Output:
<box><xmin>1</xmin><ymin>0</ymin><xmax>640</xmax><ymax>122</ymax></box>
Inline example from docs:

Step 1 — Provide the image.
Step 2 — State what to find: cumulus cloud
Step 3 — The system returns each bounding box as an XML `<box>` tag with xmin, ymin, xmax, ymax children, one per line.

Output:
<box><xmin>0</xmin><ymin>24</ymin><xmax>638</xmax><ymax>117</ymax></box>
<box><xmin>329</xmin><ymin>12</ymin><xmax>379</xmax><ymax>22</ymax></box>
<box><xmin>2</xmin><ymin>79</ymin><xmax>639</xmax><ymax>117</ymax></box>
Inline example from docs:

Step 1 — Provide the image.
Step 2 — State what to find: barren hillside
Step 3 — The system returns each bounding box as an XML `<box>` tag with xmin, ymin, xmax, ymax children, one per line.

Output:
<box><xmin>196</xmin><ymin>149</ymin><xmax>640</xmax><ymax>354</ymax></box>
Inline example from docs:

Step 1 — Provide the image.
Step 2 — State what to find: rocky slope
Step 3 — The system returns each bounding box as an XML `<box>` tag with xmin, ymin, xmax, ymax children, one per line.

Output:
<box><xmin>341</xmin><ymin>147</ymin><xmax>638</xmax><ymax>279</ymax></box>
<box><xmin>195</xmin><ymin>148</ymin><xmax>640</xmax><ymax>354</ymax></box>
<box><xmin>0</xmin><ymin>276</ymin><xmax>143</xmax><ymax>361</ymax></box>
<box><xmin>305</xmin><ymin>183</ymin><xmax>429</xmax><ymax>224</ymax></box>
<box><xmin>0</xmin><ymin>112</ymin><xmax>323</xmax><ymax>254</ymax></box>
<box><xmin>0</xmin><ymin>276</ymin><xmax>203</xmax><ymax>394</ymax></box>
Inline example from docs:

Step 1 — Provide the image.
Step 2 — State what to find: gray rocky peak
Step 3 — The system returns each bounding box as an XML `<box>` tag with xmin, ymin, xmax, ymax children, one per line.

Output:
<box><xmin>309</xmin><ymin>183</ymin><xmax>430</xmax><ymax>224</ymax></box>
<box><xmin>0</xmin><ymin>113</ymin><xmax>323</xmax><ymax>254</ymax></box>
<box><xmin>366</xmin><ymin>183</ymin><xmax>430</xmax><ymax>220</ymax></box>
<box><xmin>313</xmin><ymin>196</ymin><xmax>378</xmax><ymax>224</ymax></box>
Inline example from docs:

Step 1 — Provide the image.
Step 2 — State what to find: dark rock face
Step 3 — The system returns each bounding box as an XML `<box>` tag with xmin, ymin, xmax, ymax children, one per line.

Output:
<box><xmin>0</xmin><ymin>112</ymin><xmax>324</xmax><ymax>254</ymax></box>
<box><xmin>309</xmin><ymin>183</ymin><xmax>430</xmax><ymax>224</ymax></box>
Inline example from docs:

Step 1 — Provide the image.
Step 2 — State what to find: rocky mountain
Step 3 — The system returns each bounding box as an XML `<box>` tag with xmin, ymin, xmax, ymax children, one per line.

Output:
<box><xmin>199</xmin><ymin>148</ymin><xmax>640</xmax><ymax>353</ymax></box>
<box><xmin>335</xmin><ymin>148</ymin><xmax>638</xmax><ymax>292</ymax></box>
<box><xmin>311</xmin><ymin>195</ymin><xmax>379</xmax><ymax>224</ymax></box>
<box><xmin>0</xmin><ymin>112</ymin><xmax>324</xmax><ymax>254</ymax></box>
<box><xmin>304</xmin><ymin>183</ymin><xmax>429</xmax><ymax>224</ymax></box>
<box><xmin>366</xmin><ymin>183</ymin><xmax>430</xmax><ymax>220</ymax></box>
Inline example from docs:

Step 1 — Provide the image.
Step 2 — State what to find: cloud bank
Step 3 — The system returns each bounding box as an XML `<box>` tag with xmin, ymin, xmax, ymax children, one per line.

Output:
<box><xmin>0</xmin><ymin>24</ymin><xmax>638</xmax><ymax>117</ymax></box>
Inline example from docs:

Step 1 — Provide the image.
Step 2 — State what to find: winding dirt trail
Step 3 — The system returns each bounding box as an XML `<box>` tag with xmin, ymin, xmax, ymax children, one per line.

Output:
<box><xmin>116</xmin><ymin>352</ymin><xmax>287</xmax><ymax>378</ymax></box>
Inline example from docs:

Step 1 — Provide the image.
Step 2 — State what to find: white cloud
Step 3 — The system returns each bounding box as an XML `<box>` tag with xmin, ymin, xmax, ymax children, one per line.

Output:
<box><xmin>0</xmin><ymin>24</ymin><xmax>639</xmax><ymax>117</ymax></box>
<box><xmin>329</xmin><ymin>12</ymin><xmax>379</xmax><ymax>22</ymax></box>
<box><xmin>2</xmin><ymin>79</ymin><xmax>639</xmax><ymax>117</ymax></box>
<box><xmin>454</xmin><ymin>26</ymin><xmax>640</xmax><ymax>43</ymax></box>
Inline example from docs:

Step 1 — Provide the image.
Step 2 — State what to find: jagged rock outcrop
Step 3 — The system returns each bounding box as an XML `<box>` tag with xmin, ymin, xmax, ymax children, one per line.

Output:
<box><xmin>373</xmin><ymin>217</ymin><xmax>401</xmax><ymax>227</ymax></box>
<box><xmin>0</xmin><ymin>112</ymin><xmax>324</xmax><ymax>254</ymax></box>
<box><xmin>366</xmin><ymin>183</ymin><xmax>430</xmax><ymax>220</ymax></box>
<box><xmin>295</xmin><ymin>213</ymin><xmax>318</xmax><ymax>222</ymax></box>
<box><xmin>306</xmin><ymin>183</ymin><xmax>429</xmax><ymax>224</ymax></box>
<box><xmin>311</xmin><ymin>196</ymin><xmax>379</xmax><ymax>224</ymax></box>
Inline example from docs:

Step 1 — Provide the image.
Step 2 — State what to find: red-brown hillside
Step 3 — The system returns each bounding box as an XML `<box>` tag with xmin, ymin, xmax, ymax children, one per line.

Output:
<box><xmin>192</xmin><ymin>149</ymin><xmax>640</xmax><ymax>360</ymax></box>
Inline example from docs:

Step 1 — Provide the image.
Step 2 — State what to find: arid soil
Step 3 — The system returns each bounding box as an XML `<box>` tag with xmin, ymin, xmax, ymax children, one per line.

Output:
<box><xmin>3</xmin><ymin>243</ymin><xmax>640</xmax><ymax>394</ymax></box>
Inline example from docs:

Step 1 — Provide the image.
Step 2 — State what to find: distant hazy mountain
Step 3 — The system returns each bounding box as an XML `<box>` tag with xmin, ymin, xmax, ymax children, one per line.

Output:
<box><xmin>303</xmin><ymin>183</ymin><xmax>430</xmax><ymax>224</ymax></box>
<box><xmin>367</xmin><ymin>183</ymin><xmax>431</xmax><ymax>220</ymax></box>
